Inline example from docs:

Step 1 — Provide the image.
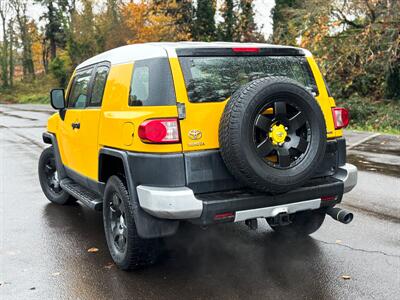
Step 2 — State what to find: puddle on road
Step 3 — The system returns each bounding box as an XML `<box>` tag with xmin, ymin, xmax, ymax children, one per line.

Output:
<box><xmin>347</xmin><ymin>153</ymin><xmax>400</xmax><ymax>177</ymax></box>
<box><xmin>352</xmin><ymin>135</ymin><xmax>400</xmax><ymax>156</ymax></box>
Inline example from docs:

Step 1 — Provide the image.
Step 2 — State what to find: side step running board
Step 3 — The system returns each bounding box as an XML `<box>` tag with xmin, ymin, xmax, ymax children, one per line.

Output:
<box><xmin>60</xmin><ymin>178</ymin><xmax>103</xmax><ymax>211</ymax></box>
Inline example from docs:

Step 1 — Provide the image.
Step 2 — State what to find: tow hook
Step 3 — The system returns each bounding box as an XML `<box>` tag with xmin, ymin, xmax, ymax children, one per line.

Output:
<box><xmin>270</xmin><ymin>212</ymin><xmax>291</xmax><ymax>226</ymax></box>
<box><xmin>326</xmin><ymin>207</ymin><xmax>354</xmax><ymax>224</ymax></box>
<box><xmin>245</xmin><ymin>219</ymin><xmax>258</xmax><ymax>230</ymax></box>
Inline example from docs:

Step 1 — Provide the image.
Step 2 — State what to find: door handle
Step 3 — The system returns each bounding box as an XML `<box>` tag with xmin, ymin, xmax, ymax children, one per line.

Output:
<box><xmin>71</xmin><ymin>122</ymin><xmax>80</xmax><ymax>129</ymax></box>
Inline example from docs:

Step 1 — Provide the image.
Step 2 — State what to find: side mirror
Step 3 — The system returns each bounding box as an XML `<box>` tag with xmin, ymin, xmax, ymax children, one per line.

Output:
<box><xmin>50</xmin><ymin>89</ymin><xmax>65</xmax><ymax>110</ymax></box>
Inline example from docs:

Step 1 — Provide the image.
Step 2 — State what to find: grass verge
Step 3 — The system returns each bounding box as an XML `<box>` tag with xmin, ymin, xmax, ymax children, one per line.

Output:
<box><xmin>0</xmin><ymin>75</ymin><xmax>57</xmax><ymax>105</ymax></box>
<box><xmin>336</xmin><ymin>96</ymin><xmax>399</xmax><ymax>134</ymax></box>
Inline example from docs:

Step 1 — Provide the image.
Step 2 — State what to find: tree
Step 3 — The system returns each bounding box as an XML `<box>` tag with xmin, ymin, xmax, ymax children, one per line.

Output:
<box><xmin>10</xmin><ymin>0</ymin><xmax>35</xmax><ymax>80</ymax></box>
<box><xmin>272</xmin><ymin>0</ymin><xmax>400</xmax><ymax>101</ymax></box>
<box><xmin>152</xmin><ymin>0</ymin><xmax>193</xmax><ymax>40</ymax></box>
<box><xmin>122</xmin><ymin>1</ymin><xmax>189</xmax><ymax>43</ymax></box>
<box><xmin>237</xmin><ymin>0</ymin><xmax>264</xmax><ymax>42</ymax></box>
<box><xmin>271</xmin><ymin>0</ymin><xmax>302</xmax><ymax>45</ymax></box>
<box><xmin>218</xmin><ymin>0</ymin><xmax>237</xmax><ymax>41</ymax></box>
<box><xmin>0</xmin><ymin>0</ymin><xmax>11</xmax><ymax>87</ymax></box>
<box><xmin>67</xmin><ymin>0</ymin><xmax>98</xmax><ymax>66</ymax></box>
<box><xmin>97</xmin><ymin>0</ymin><xmax>126</xmax><ymax>51</ymax></box>
<box><xmin>8</xmin><ymin>19</ymin><xmax>15</xmax><ymax>87</ymax></box>
<box><xmin>34</xmin><ymin>0</ymin><xmax>69</xmax><ymax>60</ymax></box>
<box><xmin>193</xmin><ymin>0</ymin><xmax>217</xmax><ymax>41</ymax></box>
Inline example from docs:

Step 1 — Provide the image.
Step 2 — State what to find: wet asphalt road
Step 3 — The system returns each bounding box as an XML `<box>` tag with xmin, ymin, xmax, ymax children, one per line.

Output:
<box><xmin>0</xmin><ymin>104</ymin><xmax>399</xmax><ymax>300</ymax></box>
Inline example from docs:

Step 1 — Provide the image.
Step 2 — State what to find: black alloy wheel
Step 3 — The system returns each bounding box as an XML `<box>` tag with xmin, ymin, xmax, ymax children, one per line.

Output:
<box><xmin>38</xmin><ymin>146</ymin><xmax>75</xmax><ymax>204</ymax></box>
<box><xmin>107</xmin><ymin>193</ymin><xmax>128</xmax><ymax>255</ymax></box>
<box><xmin>253</xmin><ymin>100</ymin><xmax>311</xmax><ymax>169</ymax></box>
<box><xmin>103</xmin><ymin>175</ymin><xmax>161</xmax><ymax>270</ymax></box>
<box><xmin>44</xmin><ymin>156</ymin><xmax>62</xmax><ymax>194</ymax></box>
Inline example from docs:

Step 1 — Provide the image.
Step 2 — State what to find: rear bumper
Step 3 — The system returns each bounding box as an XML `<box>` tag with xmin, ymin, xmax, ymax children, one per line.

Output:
<box><xmin>136</xmin><ymin>163</ymin><xmax>358</xmax><ymax>224</ymax></box>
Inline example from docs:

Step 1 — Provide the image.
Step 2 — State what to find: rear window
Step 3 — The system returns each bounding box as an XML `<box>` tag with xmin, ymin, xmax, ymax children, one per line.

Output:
<box><xmin>179</xmin><ymin>56</ymin><xmax>317</xmax><ymax>103</ymax></box>
<box><xmin>129</xmin><ymin>58</ymin><xmax>176</xmax><ymax>106</ymax></box>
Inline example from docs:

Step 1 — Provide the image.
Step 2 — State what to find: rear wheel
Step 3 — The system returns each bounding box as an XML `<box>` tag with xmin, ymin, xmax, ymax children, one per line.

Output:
<box><xmin>38</xmin><ymin>147</ymin><xmax>75</xmax><ymax>205</ymax></box>
<box><xmin>267</xmin><ymin>210</ymin><xmax>326</xmax><ymax>236</ymax></box>
<box><xmin>103</xmin><ymin>175</ymin><xmax>161</xmax><ymax>270</ymax></box>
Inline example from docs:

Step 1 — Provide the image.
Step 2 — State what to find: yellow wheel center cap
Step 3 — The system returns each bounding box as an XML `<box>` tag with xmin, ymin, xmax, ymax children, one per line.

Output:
<box><xmin>269</xmin><ymin>124</ymin><xmax>287</xmax><ymax>145</ymax></box>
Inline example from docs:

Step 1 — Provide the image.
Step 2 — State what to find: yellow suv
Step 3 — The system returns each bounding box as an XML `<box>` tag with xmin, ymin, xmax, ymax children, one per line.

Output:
<box><xmin>38</xmin><ymin>42</ymin><xmax>357</xmax><ymax>270</ymax></box>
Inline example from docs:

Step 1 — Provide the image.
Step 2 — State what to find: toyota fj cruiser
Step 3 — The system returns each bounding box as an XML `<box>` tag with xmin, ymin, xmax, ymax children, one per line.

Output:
<box><xmin>39</xmin><ymin>42</ymin><xmax>357</xmax><ymax>270</ymax></box>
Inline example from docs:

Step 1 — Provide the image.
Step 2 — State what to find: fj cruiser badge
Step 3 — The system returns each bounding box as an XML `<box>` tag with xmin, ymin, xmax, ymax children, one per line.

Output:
<box><xmin>188</xmin><ymin>129</ymin><xmax>202</xmax><ymax>140</ymax></box>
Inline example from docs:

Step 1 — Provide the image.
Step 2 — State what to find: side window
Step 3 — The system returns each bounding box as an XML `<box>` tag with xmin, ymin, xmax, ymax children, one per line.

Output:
<box><xmin>129</xmin><ymin>57</ymin><xmax>176</xmax><ymax>106</ymax></box>
<box><xmin>89</xmin><ymin>65</ymin><xmax>109</xmax><ymax>107</ymax></box>
<box><xmin>129</xmin><ymin>66</ymin><xmax>149</xmax><ymax>106</ymax></box>
<box><xmin>68</xmin><ymin>68</ymin><xmax>93</xmax><ymax>108</ymax></box>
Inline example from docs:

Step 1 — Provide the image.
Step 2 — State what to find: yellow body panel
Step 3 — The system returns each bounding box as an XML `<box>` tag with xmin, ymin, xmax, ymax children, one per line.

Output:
<box><xmin>306</xmin><ymin>57</ymin><xmax>342</xmax><ymax>138</ymax></box>
<box><xmin>170</xmin><ymin>57</ymin><xmax>228</xmax><ymax>151</ymax></box>
<box><xmin>98</xmin><ymin>63</ymin><xmax>182</xmax><ymax>157</ymax></box>
<box><xmin>57</xmin><ymin>109</ymin><xmax>83</xmax><ymax>171</ymax></box>
<box><xmin>76</xmin><ymin>109</ymin><xmax>101</xmax><ymax>179</ymax></box>
<box><xmin>48</xmin><ymin>51</ymin><xmax>341</xmax><ymax>181</ymax></box>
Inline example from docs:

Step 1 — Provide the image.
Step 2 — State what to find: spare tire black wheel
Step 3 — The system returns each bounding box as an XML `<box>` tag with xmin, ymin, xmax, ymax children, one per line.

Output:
<box><xmin>219</xmin><ymin>76</ymin><xmax>326</xmax><ymax>193</ymax></box>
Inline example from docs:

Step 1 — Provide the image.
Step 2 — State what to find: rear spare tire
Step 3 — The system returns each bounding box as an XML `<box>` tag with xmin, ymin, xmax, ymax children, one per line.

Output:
<box><xmin>219</xmin><ymin>77</ymin><xmax>326</xmax><ymax>193</ymax></box>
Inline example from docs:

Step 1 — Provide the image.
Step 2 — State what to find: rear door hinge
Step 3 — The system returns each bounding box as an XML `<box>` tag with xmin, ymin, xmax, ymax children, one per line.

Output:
<box><xmin>177</xmin><ymin>102</ymin><xmax>186</xmax><ymax>120</ymax></box>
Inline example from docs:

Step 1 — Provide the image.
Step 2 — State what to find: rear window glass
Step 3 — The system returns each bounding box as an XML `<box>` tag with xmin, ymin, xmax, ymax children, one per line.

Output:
<box><xmin>179</xmin><ymin>56</ymin><xmax>317</xmax><ymax>103</ymax></box>
<box><xmin>129</xmin><ymin>58</ymin><xmax>176</xmax><ymax>106</ymax></box>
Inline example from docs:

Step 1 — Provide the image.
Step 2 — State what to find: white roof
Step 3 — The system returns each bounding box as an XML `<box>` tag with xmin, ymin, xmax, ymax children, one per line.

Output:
<box><xmin>77</xmin><ymin>42</ymin><xmax>311</xmax><ymax>69</ymax></box>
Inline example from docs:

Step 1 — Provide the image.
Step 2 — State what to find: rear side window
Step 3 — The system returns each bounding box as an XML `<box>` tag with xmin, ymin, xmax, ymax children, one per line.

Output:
<box><xmin>179</xmin><ymin>56</ymin><xmax>317</xmax><ymax>103</ymax></box>
<box><xmin>129</xmin><ymin>58</ymin><xmax>176</xmax><ymax>106</ymax></box>
<box><xmin>68</xmin><ymin>68</ymin><xmax>93</xmax><ymax>108</ymax></box>
<box><xmin>89</xmin><ymin>65</ymin><xmax>109</xmax><ymax>107</ymax></box>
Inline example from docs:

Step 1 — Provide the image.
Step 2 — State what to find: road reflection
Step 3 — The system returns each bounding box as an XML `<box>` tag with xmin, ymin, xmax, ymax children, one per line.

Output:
<box><xmin>42</xmin><ymin>203</ymin><xmax>335</xmax><ymax>299</ymax></box>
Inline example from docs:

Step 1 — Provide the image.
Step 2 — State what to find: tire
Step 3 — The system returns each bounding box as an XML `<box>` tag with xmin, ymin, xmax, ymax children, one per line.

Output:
<box><xmin>219</xmin><ymin>76</ymin><xmax>326</xmax><ymax>193</ymax></box>
<box><xmin>38</xmin><ymin>147</ymin><xmax>75</xmax><ymax>205</ymax></box>
<box><xmin>103</xmin><ymin>175</ymin><xmax>161</xmax><ymax>270</ymax></box>
<box><xmin>267</xmin><ymin>210</ymin><xmax>326</xmax><ymax>236</ymax></box>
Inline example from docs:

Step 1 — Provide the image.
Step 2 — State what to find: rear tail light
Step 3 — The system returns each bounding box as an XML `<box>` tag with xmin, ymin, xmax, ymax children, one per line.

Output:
<box><xmin>232</xmin><ymin>47</ymin><xmax>260</xmax><ymax>53</ymax></box>
<box><xmin>332</xmin><ymin>107</ymin><xmax>350</xmax><ymax>129</ymax></box>
<box><xmin>138</xmin><ymin>118</ymin><xmax>180</xmax><ymax>143</ymax></box>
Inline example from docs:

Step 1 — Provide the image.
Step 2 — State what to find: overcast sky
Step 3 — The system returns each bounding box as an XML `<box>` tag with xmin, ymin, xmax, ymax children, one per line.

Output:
<box><xmin>27</xmin><ymin>0</ymin><xmax>275</xmax><ymax>39</ymax></box>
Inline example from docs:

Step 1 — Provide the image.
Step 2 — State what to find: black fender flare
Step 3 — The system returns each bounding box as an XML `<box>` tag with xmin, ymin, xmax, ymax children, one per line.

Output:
<box><xmin>99</xmin><ymin>148</ymin><xmax>179</xmax><ymax>239</ymax></box>
<box><xmin>42</xmin><ymin>132</ymin><xmax>67</xmax><ymax>180</ymax></box>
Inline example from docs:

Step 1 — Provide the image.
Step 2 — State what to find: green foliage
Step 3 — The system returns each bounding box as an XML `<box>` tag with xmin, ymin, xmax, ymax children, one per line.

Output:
<box><xmin>385</xmin><ymin>64</ymin><xmax>400</xmax><ymax>100</ymax></box>
<box><xmin>18</xmin><ymin>94</ymin><xmax>49</xmax><ymax>104</ymax></box>
<box><xmin>218</xmin><ymin>0</ymin><xmax>236</xmax><ymax>41</ymax></box>
<box><xmin>337</xmin><ymin>96</ymin><xmax>400</xmax><ymax>134</ymax></box>
<box><xmin>34</xmin><ymin>0</ymin><xmax>70</xmax><ymax>59</ymax></box>
<box><xmin>0</xmin><ymin>74</ymin><xmax>57</xmax><ymax>104</ymax></box>
<box><xmin>236</xmin><ymin>0</ymin><xmax>263</xmax><ymax>42</ymax></box>
<box><xmin>271</xmin><ymin>0</ymin><xmax>400</xmax><ymax>103</ymax></box>
<box><xmin>193</xmin><ymin>0</ymin><xmax>217</xmax><ymax>41</ymax></box>
<box><xmin>49</xmin><ymin>52</ymin><xmax>72</xmax><ymax>87</ymax></box>
<box><xmin>217</xmin><ymin>0</ymin><xmax>264</xmax><ymax>42</ymax></box>
<box><xmin>67</xmin><ymin>0</ymin><xmax>98</xmax><ymax>66</ymax></box>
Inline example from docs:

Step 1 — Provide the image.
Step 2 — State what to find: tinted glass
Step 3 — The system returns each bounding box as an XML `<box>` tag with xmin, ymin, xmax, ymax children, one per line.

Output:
<box><xmin>129</xmin><ymin>58</ymin><xmax>176</xmax><ymax>106</ymax></box>
<box><xmin>179</xmin><ymin>56</ymin><xmax>317</xmax><ymax>103</ymax></box>
<box><xmin>90</xmin><ymin>65</ymin><xmax>109</xmax><ymax>106</ymax></box>
<box><xmin>68</xmin><ymin>68</ymin><xmax>93</xmax><ymax>108</ymax></box>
